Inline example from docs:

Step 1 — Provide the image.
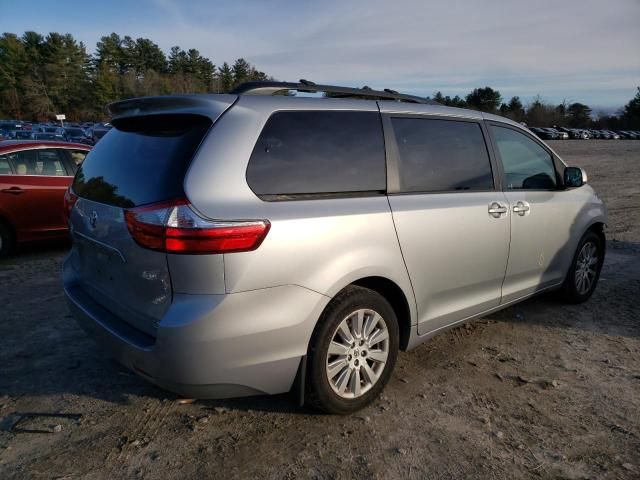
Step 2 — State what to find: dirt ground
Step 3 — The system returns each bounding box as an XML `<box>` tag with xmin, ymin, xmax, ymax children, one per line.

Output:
<box><xmin>1</xmin><ymin>140</ymin><xmax>639</xmax><ymax>479</ymax></box>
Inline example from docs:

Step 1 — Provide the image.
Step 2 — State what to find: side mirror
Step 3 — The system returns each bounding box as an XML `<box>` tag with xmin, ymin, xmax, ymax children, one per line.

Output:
<box><xmin>564</xmin><ymin>166</ymin><xmax>587</xmax><ymax>188</ymax></box>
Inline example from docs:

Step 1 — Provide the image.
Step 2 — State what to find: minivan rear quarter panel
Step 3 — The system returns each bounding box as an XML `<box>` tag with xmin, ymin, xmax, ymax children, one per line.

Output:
<box><xmin>184</xmin><ymin>96</ymin><xmax>417</xmax><ymax>326</ymax></box>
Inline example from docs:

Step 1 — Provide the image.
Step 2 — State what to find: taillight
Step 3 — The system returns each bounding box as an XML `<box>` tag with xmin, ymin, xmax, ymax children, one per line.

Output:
<box><xmin>63</xmin><ymin>187</ymin><xmax>78</xmax><ymax>220</ymax></box>
<box><xmin>124</xmin><ymin>199</ymin><xmax>270</xmax><ymax>254</ymax></box>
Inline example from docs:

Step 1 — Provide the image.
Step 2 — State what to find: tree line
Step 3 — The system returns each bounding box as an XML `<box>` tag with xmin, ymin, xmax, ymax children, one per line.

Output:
<box><xmin>432</xmin><ymin>86</ymin><xmax>640</xmax><ymax>130</ymax></box>
<box><xmin>0</xmin><ymin>31</ymin><xmax>270</xmax><ymax>121</ymax></box>
<box><xmin>1</xmin><ymin>31</ymin><xmax>639</xmax><ymax>129</ymax></box>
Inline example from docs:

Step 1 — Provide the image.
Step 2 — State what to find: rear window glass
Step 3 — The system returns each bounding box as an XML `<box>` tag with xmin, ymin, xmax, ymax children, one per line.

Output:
<box><xmin>73</xmin><ymin>115</ymin><xmax>211</xmax><ymax>208</ymax></box>
<box><xmin>246</xmin><ymin>111</ymin><xmax>386</xmax><ymax>199</ymax></box>
<box><xmin>391</xmin><ymin>118</ymin><xmax>494</xmax><ymax>193</ymax></box>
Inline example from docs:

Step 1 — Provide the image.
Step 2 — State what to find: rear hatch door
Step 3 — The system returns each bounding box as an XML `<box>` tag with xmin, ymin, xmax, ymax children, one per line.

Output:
<box><xmin>68</xmin><ymin>95</ymin><xmax>235</xmax><ymax>336</ymax></box>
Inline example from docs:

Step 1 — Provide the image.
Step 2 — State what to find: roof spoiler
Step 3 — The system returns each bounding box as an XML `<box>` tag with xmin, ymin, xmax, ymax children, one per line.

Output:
<box><xmin>107</xmin><ymin>94</ymin><xmax>237</xmax><ymax>121</ymax></box>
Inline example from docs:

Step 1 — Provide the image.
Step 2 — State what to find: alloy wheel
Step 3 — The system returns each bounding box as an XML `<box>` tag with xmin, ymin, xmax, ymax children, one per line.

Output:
<box><xmin>325</xmin><ymin>309</ymin><xmax>389</xmax><ymax>399</ymax></box>
<box><xmin>575</xmin><ymin>241</ymin><xmax>598</xmax><ymax>295</ymax></box>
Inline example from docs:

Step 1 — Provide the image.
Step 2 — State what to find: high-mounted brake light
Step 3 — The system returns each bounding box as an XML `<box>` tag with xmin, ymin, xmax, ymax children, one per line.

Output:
<box><xmin>63</xmin><ymin>187</ymin><xmax>78</xmax><ymax>220</ymax></box>
<box><xmin>124</xmin><ymin>199</ymin><xmax>270</xmax><ymax>254</ymax></box>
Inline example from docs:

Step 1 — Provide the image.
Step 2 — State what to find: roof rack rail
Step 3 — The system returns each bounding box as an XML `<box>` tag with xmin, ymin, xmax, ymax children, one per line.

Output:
<box><xmin>230</xmin><ymin>80</ymin><xmax>437</xmax><ymax>105</ymax></box>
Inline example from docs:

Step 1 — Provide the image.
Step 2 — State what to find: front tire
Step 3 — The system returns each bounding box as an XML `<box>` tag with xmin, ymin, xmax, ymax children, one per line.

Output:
<box><xmin>560</xmin><ymin>230</ymin><xmax>604</xmax><ymax>303</ymax></box>
<box><xmin>306</xmin><ymin>286</ymin><xmax>399</xmax><ymax>414</ymax></box>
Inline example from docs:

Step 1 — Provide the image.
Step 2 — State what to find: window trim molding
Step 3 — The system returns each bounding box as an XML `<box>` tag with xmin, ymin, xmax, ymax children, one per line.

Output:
<box><xmin>382</xmin><ymin>113</ymin><xmax>500</xmax><ymax>195</ymax></box>
<box><xmin>255</xmin><ymin>190</ymin><xmax>386</xmax><ymax>202</ymax></box>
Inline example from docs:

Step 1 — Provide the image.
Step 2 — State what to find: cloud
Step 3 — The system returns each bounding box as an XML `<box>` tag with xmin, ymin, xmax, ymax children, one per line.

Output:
<box><xmin>2</xmin><ymin>0</ymin><xmax>638</xmax><ymax>106</ymax></box>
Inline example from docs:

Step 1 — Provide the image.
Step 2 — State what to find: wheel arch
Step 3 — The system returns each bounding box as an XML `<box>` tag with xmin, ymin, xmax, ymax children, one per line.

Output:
<box><xmin>586</xmin><ymin>221</ymin><xmax>606</xmax><ymax>251</ymax></box>
<box><xmin>349</xmin><ymin>276</ymin><xmax>414</xmax><ymax>351</ymax></box>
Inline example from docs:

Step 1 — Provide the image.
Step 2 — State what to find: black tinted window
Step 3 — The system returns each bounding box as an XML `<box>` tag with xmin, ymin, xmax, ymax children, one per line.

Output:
<box><xmin>391</xmin><ymin>118</ymin><xmax>494</xmax><ymax>193</ymax></box>
<box><xmin>246</xmin><ymin>111</ymin><xmax>385</xmax><ymax>198</ymax></box>
<box><xmin>491</xmin><ymin>126</ymin><xmax>557</xmax><ymax>190</ymax></box>
<box><xmin>73</xmin><ymin>115</ymin><xmax>211</xmax><ymax>208</ymax></box>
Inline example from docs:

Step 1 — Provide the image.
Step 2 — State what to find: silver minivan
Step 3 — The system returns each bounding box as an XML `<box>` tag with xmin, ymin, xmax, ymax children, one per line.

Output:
<box><xmin>63</xmin><ymin>81</ymin><xmax>607</xmax><ymax>413</ymax></box>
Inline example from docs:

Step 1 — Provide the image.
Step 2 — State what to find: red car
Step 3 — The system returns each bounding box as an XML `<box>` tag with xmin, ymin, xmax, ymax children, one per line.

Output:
<box><xmin>0</xmin><ymin>140</ymin><xmax>91</xmax><ymax>255</ymax></box>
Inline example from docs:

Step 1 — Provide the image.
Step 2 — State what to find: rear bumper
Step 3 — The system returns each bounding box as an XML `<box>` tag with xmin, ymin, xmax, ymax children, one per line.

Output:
<box><xmin>64</xmin><ymin>277</ymin><xmax>330</xmax><ymax>399</ymax></box>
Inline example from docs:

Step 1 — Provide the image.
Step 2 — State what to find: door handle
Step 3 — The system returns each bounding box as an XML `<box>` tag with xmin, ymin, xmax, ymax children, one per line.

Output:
<box><xmin>513</xmin><ymin>201</ymin><xmax>530</xmax><ymax>216</ymax></box>
<box><xmin>1</xmin><ymin>187</ymin><xmax>23</xmax><ymax>195</ymax></box>
<box><xmin>488</xmin><ymin>202</ymin><xmax>508</xmax><ymax>218</ymax></box>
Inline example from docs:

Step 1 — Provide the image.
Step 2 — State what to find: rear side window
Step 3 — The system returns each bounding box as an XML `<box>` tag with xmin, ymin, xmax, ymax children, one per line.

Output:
<box><xmin>36</xmin><ymin>149</ymin><xmax>69</xmax><ymax>176</ymax></box>
<box><xmin>73</xmin><ymin>115</ymin><xmax>211</xmax><ymax>208</ymax></box>
<box><xmin>2</xmin><ymin>149</ymin><xmax>69</xmax><ymax>176</ymax></box>
<box><xmin>391</xmin><ymin>118</ymin><xmax>494</xmax><ymax>193</ymax></box>
<box><xmin>0</xmin><ymin>156</ymin><xmax>12</xmax><ymax>174</ymax></box>
<box><xmin>246</xmin><ymin>111</ymin><xmax>386</xmax><ymax>199</ymax></box>
<box><xmin>490</xmin><ymin>125</ymin><xmax>557</xmax><ymax>190</ymax></box>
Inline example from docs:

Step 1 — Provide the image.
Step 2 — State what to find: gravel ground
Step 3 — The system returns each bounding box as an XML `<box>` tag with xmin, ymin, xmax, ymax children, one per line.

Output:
<box><xmin>0</xmin><ymin>140</ymin><xmax>639</xmax><ymax>479</ymax></box>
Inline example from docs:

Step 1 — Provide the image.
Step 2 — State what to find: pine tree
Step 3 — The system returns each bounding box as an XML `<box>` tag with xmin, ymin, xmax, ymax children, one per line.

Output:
<box><xmin>218</xmin><ymin>62</ymin><xmax>234</xmax><ymax>92</ymax></box>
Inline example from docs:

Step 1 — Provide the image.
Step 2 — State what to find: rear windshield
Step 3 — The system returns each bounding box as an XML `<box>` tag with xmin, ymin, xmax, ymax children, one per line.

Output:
<box><xmin>73</xmin><ymin>114</ymin><xmax>211</xmax><ymax>208</ymax></box>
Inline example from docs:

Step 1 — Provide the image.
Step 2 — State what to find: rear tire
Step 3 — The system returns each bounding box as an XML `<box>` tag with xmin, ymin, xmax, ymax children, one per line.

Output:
<box><xmin>560</xmin><ymin>231</ymin><xmax>604</xmax><ymax>304</ymax></box>
<box><xmin>306</xmin><ymin>286</ymin><xmax>399</xmax><ymax>414</ymax></box>
<box><xmin>0</xmin><ymin>222</ymin><xmax>14</xmax><ymax>257</ymax></box>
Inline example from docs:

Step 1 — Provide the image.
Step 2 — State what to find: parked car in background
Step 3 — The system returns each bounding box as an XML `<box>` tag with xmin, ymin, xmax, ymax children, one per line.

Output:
<box><xmin>89</xmin><ymin>126</ymin><xmax>110</xmax><ymax>144</ymax></box>
<box><xmin>36</xmin><ymin>126</ymin><xmax>67</xmax><ymax>141</ymax></box>
<box><xmin>13</xmin><ymin>130</ymin><xmax>34</xmax><ymax>140</ymax></box>
<box><xmin>529</xmin><ymin>127</ymin><xmax>557</xmax><ymax>139</ymax></box>
<box><xmin>563</xmin><ymin>128</ymin><xmax>590</xmax><ymax>139</ymax></box>
<box><xmin>33</xmin><ymin>132</ymin><xmax>61</xmax><ymax>141</ymax></box>
<box><xmin>0</xmin><ymin>140</ymin><xmax>91</xmax><ymax>256</ymax></box>
<box><xmin>547</xmin><ymin>128</ymin><xmax>568</xmax><ymax>139</ymax></box>
<box><xmin>603</xmin><ymin>130</ymin><xmax>620</xmax><ymax>139</ymax></box>
<box><xmin>556</xmin><ymin>127</ymin><xmax>579</xmax><ymax>139</ymax></box>
<box><xmin>0</xmin><ymin>121</ymin><xmax>25</xmax><ymax>132</ymax></box>
<box><xmin>615</xmin><ymin>131</ymin><xmax>633</xmax><ymax>139</ymax></box>
<box><xmin>63</xmin><ymin>83</ymin><xmax>607</xmax><ymax>413</ymax></box>
<box><xmin>64</xmin><ymin>127</ymin><xmax>92</xmax><ymax>144</ymax></box>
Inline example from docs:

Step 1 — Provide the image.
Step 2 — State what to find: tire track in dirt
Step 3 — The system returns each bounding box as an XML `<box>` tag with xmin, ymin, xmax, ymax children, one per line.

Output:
<box><xmin>103</xmin><ymin>399</ymin><xmax>171</xmax><ymax>467</ymax></box>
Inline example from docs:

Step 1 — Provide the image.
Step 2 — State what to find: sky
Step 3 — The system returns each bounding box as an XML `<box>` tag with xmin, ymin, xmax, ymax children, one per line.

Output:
<box><xmin>2</xmin><ymin>0</ymin><xmax>639</xmax><ymax>112</ymax></box>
